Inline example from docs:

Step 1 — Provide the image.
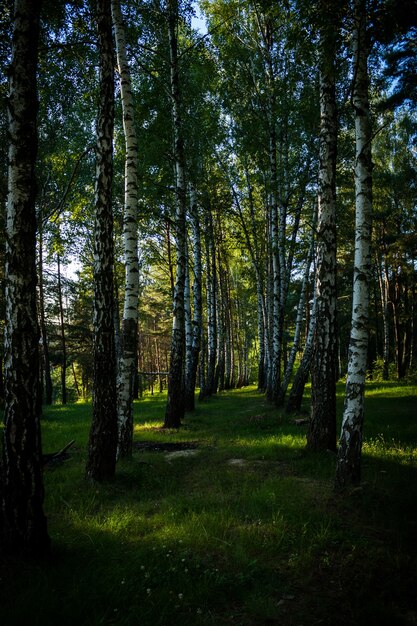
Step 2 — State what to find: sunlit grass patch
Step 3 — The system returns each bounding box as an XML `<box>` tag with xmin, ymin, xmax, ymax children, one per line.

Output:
<box><xmin>365</xmin><ymin>382</ymin><xmax>417</xmax><ymax>397</ymax></box>
<box><xmin>363</xmin><ymin>435</ymin><xmax>417</xmax><ymax>465</ymax></box>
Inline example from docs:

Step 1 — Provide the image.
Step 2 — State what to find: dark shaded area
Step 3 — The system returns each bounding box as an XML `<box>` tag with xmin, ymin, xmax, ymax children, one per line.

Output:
<box><xmin>133</xmin><ymin>440</ymin><xmax>200</xmax><ymax>452</ymax></box>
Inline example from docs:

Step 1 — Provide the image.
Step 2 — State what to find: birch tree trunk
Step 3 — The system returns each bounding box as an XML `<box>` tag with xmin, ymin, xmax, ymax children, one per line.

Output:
<box><xmin>111</xmin><ymin>0</ymin><xmax>139</xmax><ymax>457</ymax></box>
<box><xmin>164</xmin><ymin>0</ymin><xmax>187</xmax><ymax>428</ymax></box>
<box><xmin>336</xmin><ymin>0</ymin><xmax>372</xmax><ymax>488</ymax></box>
<box><xmin>204</xmin><ymin>207</ymin><xmax>217</xmax><ymax>398</ymax></box>
<box><xmin>307</xmin><ymin>2</ymin><xmax>338</xmax><ymax>452</ymax></box>
<box><xmin>280</xmin><ymin>212</ymin><xmax>316</xmax><ymax>402</ymax></box>
<box><xmin>376</xmin><ymin>250</ymin><xmax>390</xmax><ymax>379</ymax></box>
<box><xmin>1</xmin><ymin>0</ymin><xmax>50</xmax><ymax>555</ymax></box>
<box><xmin>86</xmin><ymin>0</ymin><xmax>118</xmax><ymax>482</ymax></box>
<box><xmin>184</xmin><ymin>238</ymin><xmax>193</xmax><ymax>405</ymax></box>
<box><xmin>184</xmin><ymin>188</ymin><xmax>202</xmax><ymax>412</ymax></box>
<box><xmin>286</xmin><ymin>289</ymin><xmax>317</xmax><ymax>414</ymax></box>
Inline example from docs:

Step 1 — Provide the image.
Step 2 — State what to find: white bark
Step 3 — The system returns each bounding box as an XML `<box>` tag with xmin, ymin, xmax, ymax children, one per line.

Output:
<box><xmin>184</xmin><ymin>187</ymin><xmax>202</xmax><ymax>410</ymax></box>
<box><xmin>281</xmin><ymin>211</ymin><xmax>316</xmax><ymax>399</ymax></box>
<box><xmin>205</xmin><ymin>208</ymin><xmax>217</xmax><ymax>396</ymax></box>
<box><xmin>336</xmin><ymin>0</ymin><xmax>372</xmax><ymax>488</ymax></box>
<box><xmin>111</xmin><ymin>0</ymin><xmax>139</xmax><ymax>457</ymax></box>
<box><xmin>184</xmin><ymin>236</ymin><xmax>193</xmax><ymax>396</ymax></box>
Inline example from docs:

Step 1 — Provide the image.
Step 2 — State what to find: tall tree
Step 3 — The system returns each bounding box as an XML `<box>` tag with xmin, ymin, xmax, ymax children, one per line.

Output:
<box><xmin>56</xmin><ymin>250</ymin><xmax>68</xmax><ymax>404</ymax></box>
<box><xmin>335</xmin><ymin>0</ymin><xmax>373</xmax><ymax>488</ymax></box>
<box><xmin>86</xmin><ymin>0</ymin><xmax>118</xmax><ymax>481</ymax></box>
<box><xmin>1</xmin><ymin>0</ymin><xmax>50</xmax><ymax>555</ymax></box>
<box><xmin>307</xmin><ymin>0</ymin><xmax>339</xmax><ymax>452</ymax></box>
<box><xmin>111</xmin><ymin>0</ymin><xmax>139</xmax><ymax>458</ymax></box>
<box><xmin>184</xmin><ymin>188</ymin><xmax>202</xmax><ymax>411</ymax></box>
<box><xmin>164</xmin><ymin>0</ymin><xmax>187</xmax><ymax>428</ymax></box>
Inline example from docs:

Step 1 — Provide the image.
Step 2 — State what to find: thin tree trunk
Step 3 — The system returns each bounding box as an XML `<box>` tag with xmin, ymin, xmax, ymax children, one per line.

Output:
<box><xmin>280</xmin><ymin>210</ymin><xmax>316</xmax><ymax>403</ymax></box>
<box><xmin>266</xmin><ymin>121</ymin><xmax>281</xmax><ymax>404</ymax></box>
<box><xmin>184</xmin><ymin>187</ymin><xmax>202</xmax><ymax>411</ymax></box>
<box><xmin>38</xmin><ymin>224</ymin><xmax>53</xmax><ymax>404</ymax></box>
<box><xmin>336</xmin><ymin>0</ymin><xmax>373</xmax><ymax>488</ymax></box>
<box><xmin>166</xmin><ymin>220</ymin><xmax>175</xmax><ymax>300</ymax></box>
<box><xmin>86</xmin><ymin>0</ymin><xmax>118</xmax><ymax>482</ymax></box>
<box><xmin>204</xmin><ymin>208</ymin><xmax>217</xmax><ymax>397</ymax></box>
<box><xmin>307</xmin><ymin>2</ymin><xmax>338</xmax><ymax>452</ymax></box>
<box><xmin>72</xmin><ymin>363</ymin><xmax>81</xmax><ymax>398</ymax></box>
<box><xmin>376</xmin><ymin>249</ymin><xmax>390</xmax><ymax>379</ymax></box>
<box><xmin>164</xmin><ymin>0</ymin><xmax>187</xmax><ymax>428</ymax></box>
<box><xmin>286</xmin><ymin>289</ymin><xmax>317</xmax><ymax>414</ymax></box>
<box><xmin>112</xmin><ymin>0</ymin><xmax>139</xmax><ymax>457</ymax></box>
<box><xmin>184</xmin><ymin>237</ymin><xmax>193</xmax><ymax>404</ymax></box>
<box><xmin>57</xmin><ymin>253</ymin><xmax>67</xmax><ymax>405</ymax></box>
<box><xmin>1</xmin><ymin>0</ymin><xmax>50</xmax><ymax>555</ymax></box>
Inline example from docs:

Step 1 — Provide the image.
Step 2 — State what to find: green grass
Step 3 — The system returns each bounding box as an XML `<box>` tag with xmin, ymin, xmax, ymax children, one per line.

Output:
<box><xmin>1</xmin><ymin>382</ymin><xmax>416</xmax><ymax>625</ymax></box>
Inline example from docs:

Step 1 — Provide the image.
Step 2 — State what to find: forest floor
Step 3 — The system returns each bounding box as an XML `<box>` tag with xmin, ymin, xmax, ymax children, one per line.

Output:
<box><xmin>1</xmin><ymin>381</ymin><xmax>416</xmax><ymax>626</ymax></box>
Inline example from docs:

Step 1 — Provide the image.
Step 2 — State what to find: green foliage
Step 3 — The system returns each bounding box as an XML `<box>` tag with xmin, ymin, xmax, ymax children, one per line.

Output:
<box><xmin>1</xmin><ymin>384</ymin><xmax>416</xmax><ymax>625</ymax></box>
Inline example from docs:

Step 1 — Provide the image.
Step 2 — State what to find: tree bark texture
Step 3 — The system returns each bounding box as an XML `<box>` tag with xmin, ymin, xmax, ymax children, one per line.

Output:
<box><xmin>203</xmin><ymin>207</ymin><xmax>218</xmax><ymax>398</ymax></box>
<box><xmin>280</xmin><ymin>209</ymin><xmax>316</xmax><ymax>403</ymax></box>
<box><xmin>86</xmin><ymin>0</ymin><xmax>118</xmax><ymax>482</ymax></box>
<box><xmin>184</xmin><ymin>188</ymin><xmax>202</xmax><ymax>412</ymax></box>
<box><xmin>307</xmin><ymin>3</ymin><xmax>338</xmax><ymax>452</ymax></box>
<box><xmin>164</xmin><ymin>0</ymin><xmax>187</xmax><ymax>428</ymax></box>
<box><xmin>286</xmin><ymin>289</ymin><xmax>317</xmax><ymax>414</ymax></box>
<box><xmin>1</xmin><ymin>0</ymin><xmax>50</xmax><ymax>556</ymax></box>
<box><xmin>336</xmin><ymin>0</ymin><xmax>372</xmax><ymax>488</ymax></box>
<box><xmin>112</xmin><ymin>0</ymin><xmax>140</xmax><ymax>458</ymax></box>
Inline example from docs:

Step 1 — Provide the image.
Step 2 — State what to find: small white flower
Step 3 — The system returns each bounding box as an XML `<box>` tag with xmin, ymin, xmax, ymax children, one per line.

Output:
<box><xmin>178</xmin><ymin>593</ymin><xmax>183</xmax><ymax>600</ymax></box>
<box><xmin>146</xmin><ymin>588</ymin><xmax>151</xmax><ymax>595</ymax></box>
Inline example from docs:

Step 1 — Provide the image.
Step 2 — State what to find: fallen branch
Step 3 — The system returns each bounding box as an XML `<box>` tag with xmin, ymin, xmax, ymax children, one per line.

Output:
<box><xmin>43</xmin><ymin>440</ymin><xmax>75</xmax><ymax>466</ymax></box>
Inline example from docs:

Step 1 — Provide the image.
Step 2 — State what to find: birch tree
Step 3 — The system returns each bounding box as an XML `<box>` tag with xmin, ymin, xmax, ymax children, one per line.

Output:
<box><xmin>164</xmin><ymin>0</ymin><xmax>187</xmax><ymax>428</ymax></box>
<box><xmin>86</xmin><ymin>0</ymin><xmax>118</xmax><ymax>481</ymax></box>
<box><xmin>184</xmin><ymin>188</ymin><xmax>202</xmax><ymax>412</ymax></box>
<box><xmin>335</xmin><ymin>0</ymin><xmax>373</xmax><ymax>488</ymax></box>
<box><xmin>307</xmin><ymin>0</ymin><xmax>339</xmax><ymax>452</ymax></box>
<box><xmin>202</xmin><ymin>205</ymin><xmax>218</xmax><ymax>398</ymax></box>
<box><xmin>111</xmin><ymin>0</ymin><xmax>139</xmax><ymax>458</ymax></box>
<box><xmin>280</xmin><ymin>210</ymin><xmax>316</xmax><ymax>403</ymax></box>
<box><xmin>1</xmin><ymin>0</ymin><xmax>50</xmax><ymax>555</ymax></box>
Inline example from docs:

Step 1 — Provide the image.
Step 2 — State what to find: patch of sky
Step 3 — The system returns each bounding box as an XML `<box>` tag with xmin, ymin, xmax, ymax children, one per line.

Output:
<box><xmin>191</xmin><ymin>3</ymin><xmax>208</xmax><ymax>36</ymax></box>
